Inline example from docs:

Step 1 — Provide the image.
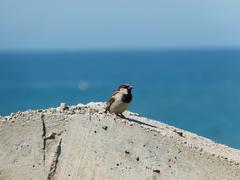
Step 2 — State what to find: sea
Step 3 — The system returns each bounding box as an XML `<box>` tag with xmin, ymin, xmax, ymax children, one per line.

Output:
<box><xmin>0</xmin><ymin>49</ymin><xmax>240</xmax><ymax>148</ymax></box>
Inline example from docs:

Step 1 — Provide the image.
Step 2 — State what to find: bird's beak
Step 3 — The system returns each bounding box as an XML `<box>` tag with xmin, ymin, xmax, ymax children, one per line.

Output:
<box><xmin>128</xmin><ymin>86</ymin><xmax>133</xmax><ymax>90</ymax></box>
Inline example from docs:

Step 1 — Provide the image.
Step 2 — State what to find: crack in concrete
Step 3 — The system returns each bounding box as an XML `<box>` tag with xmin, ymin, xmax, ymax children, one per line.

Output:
<box><xmin>41</xmin><ymin>114</ymin><xmax>64</xmax><ymax>163</ymax></box>
<box><xmin>47</xmin><ymin>138</ymin><xmax>62</xmax><ymax>180</ymax></box>
<box><xmin>41</xmin><ymin>114</ymin><xmax>47</xmax><ymax>161</ymax></box>
<box><xmin>45</xmin><ymin>131</ymin><xmax>63</xmax><ymax>141</ymax></box>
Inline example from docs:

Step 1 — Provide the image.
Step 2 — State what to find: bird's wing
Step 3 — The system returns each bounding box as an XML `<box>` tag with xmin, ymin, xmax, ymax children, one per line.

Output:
<box><xmin>105</xmin><ymin>91</ymin><xmax>118</xmax><ymax>112</ymax></box>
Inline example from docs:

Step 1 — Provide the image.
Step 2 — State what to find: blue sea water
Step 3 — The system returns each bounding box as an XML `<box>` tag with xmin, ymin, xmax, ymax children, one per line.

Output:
<box><xmin>0</xmin><ymin>50</ymin><xmax>240</xmax><ymax>148</ymax></box>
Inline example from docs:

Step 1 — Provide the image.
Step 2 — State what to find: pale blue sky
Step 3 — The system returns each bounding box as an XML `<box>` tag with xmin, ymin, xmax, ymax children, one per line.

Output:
<box><xmin>0</xmin><ymin>0</ymin><xmax>240</xmax><ymax>51</ymax></box>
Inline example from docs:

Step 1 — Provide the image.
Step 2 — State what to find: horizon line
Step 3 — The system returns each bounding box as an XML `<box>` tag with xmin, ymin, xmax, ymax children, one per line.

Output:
<box><xmin>1</xmin><ymin>47</ymin><xmax>240</xmax><ymax>54</ymax></box>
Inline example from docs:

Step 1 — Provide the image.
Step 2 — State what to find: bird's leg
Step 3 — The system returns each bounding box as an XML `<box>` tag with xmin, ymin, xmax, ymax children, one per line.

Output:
<box><xmin>117</xmin><ymin>113</ymin><xmax>126</xmax><ymax>119</ymax></box>
<box><xmin>104</xmin><ymin>107</ymin><xmax>109</xmax><ymax>114</ymax></box>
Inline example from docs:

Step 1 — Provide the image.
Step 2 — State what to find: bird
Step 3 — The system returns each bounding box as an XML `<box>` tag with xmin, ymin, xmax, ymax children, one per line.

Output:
<box><xmin>105</xmin><ymin>84</ymin><xmax>133</xmax><ymax>118</ymax></box>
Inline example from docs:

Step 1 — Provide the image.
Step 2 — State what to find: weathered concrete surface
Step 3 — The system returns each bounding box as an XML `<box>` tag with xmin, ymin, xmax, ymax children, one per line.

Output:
<box><xmin>0</xmin><ymin>102</ymin><xmax>240</xmax><ymax>180</ymax></box>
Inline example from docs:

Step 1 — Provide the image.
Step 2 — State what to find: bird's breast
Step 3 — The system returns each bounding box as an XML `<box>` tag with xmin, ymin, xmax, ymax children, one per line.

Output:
<box><xmin>109</xmin><ymin>99</ymin><xmax>130</xmax><ymax>114</ymax></box>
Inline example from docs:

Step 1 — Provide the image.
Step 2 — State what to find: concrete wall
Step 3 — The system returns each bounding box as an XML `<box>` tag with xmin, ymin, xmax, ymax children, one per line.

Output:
<box><xmin>0</xmin><ymin>102</ymin><xmax>240</xmax><ymax>180</ymax></box>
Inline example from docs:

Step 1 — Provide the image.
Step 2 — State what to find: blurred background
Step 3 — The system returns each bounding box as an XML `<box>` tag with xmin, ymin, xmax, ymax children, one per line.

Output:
<box><xmin>0</xmin><ymin>0</ymin><xmax>240</xmax><ymax>148</ymax></box>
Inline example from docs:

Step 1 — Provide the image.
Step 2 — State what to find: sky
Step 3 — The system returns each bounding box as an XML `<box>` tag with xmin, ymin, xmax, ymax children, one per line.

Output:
<box><xmin>0</xmin><ymin>0</ymin><xmax>240</xmax><ymax>51</ymax></box>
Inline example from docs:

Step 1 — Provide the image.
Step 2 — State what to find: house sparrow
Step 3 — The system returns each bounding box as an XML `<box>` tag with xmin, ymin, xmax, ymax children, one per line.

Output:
<box><xmin>105</xmin><ymin>84</ymin><xmax>133</xmax><ymax>117</ymax></box>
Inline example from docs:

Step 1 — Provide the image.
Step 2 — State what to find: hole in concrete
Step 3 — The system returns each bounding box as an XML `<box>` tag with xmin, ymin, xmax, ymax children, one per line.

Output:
<box><xmin>173</xmin><ymin>129</ymin><xmax>184</xmax><ymax>137</ymax></box>
<box><xmin>153</xmin><ymin>169</ymin><xmax>160</xmax><ymax>174</ymax></box>
<box><xmin>102</xmin><ymin>126</ymin><xmax>108</xmax><ymax>130</ymax></box>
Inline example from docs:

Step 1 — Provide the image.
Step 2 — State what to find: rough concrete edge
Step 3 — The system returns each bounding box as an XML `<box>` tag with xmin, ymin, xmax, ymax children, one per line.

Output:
<box><xmin>0</xmin><ymin>101</ymin><xmax>240</xmax><ymax>166</ymax></box>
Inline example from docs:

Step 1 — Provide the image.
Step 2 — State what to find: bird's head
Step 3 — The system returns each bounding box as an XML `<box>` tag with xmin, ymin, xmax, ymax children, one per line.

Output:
<box><xmin>118</xmin><ymin>84</ymin><xmax>133</xmax><ymax>94</ymax></box>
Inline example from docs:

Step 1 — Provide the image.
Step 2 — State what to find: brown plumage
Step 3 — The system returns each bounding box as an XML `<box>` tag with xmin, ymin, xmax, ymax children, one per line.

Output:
<box><xmin>105</xmin><ymin>92</ymin><xmax>117</xmax><ymax>113</ymax></box>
